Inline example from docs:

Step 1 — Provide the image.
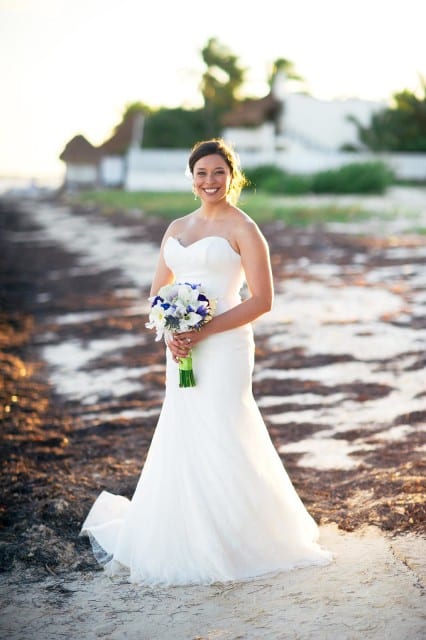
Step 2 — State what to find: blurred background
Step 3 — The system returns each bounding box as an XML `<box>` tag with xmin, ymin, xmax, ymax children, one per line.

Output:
<box><xmin>0</xmin><ymin>0</ymin><xmax>425</xmax><ymax>192</ymax></box>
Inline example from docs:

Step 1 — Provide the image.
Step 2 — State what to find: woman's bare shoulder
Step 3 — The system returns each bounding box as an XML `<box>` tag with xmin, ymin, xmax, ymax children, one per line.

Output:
<box><xmin>231</xmin><ymin>208</ymin><xmax>265</xmax><ymax>241</ymax></box>
<box><xmin>225</xmin><ymin>207</ymin><xmax>267</xmax><ymax>256</ymax></box>
<box><xmin>163</xmin><ymin>211</ymin><xmax>197</xmax><ymax>240</ymax></box>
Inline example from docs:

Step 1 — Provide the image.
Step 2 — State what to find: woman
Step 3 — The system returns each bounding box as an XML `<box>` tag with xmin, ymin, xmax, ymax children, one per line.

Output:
<box><xmin>81</xmin><ymin>138</ymin><xmax>332</xmax><ymax>585</ymax></box>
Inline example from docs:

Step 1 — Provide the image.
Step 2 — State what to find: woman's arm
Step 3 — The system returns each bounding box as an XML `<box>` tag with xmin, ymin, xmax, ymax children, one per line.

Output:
<box><xmin>170</xmin><ymin>221</ymin><xmax>273</xmax><ymax>359</ymax></box>
<box><xmin>207</xmin><ymin>221</ymin><xmax>273</xmax><ymax>333</ymax></box>
<box><xmin>149</xmin><ymin>228</ymin><xmax>176</xmax><ymax>297</ymax></box>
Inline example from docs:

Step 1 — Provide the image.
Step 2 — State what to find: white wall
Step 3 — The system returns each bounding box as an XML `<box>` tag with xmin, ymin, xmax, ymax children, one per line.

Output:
<box><xmin>125</xmin><ymin>148</ymin><xmax>190</xmax><ymax>191</ymax></box>
<box><xmin>382</xmin><ymin>153</ymin><xmax>426</xmax><ymax>180</ymax></box>
<box><xmin>282</xmin><ymin>94</ymin><xmax>385</xmax><ymax>151</ymax></box>
<box><xmin>275</xmin><ymin>150</ymin><xmax>426</xmax><ymax>179</ymax></box>
<box><xmin>123</xmin><ymin>148</ymin><xmax>426</xmax><ymax>191</ymax></box>
<box><xmin>224</xmin><ymin>94</ymin><xmax>385</xmax><ymax>154</ymax></box>
<box><xmin>100</xmin><ymin>156</ymin><xmax>125</xmax><ymax>187</ymax></box>
<box><xmin>65</xmin><ymin>164</ymin><xmax>98</xmax><ymax>186</ymax></box>
<box><xmin>223</xmin><ymin>123</ymin><xmax>276</xmax><ymax>153</ymax></box>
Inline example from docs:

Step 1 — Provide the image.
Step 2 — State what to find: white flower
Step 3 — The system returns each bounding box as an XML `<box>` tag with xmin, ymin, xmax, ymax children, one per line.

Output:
<box><xmin>146</xmin><ymin>305</ymin><xmax>167</xmax><ymax>340</ymax></box>
<box><xmin>174</xmin><ymin>300</ymin><xmax>187</xmax><ymax>316</ymax></box>
<box><xmin>158</xmin><ymin>283</ymin><xmax>178</xmax><ymax>300</ymax></box>
<box><xmin>186</xmin><ymin>311</ymin><xmax>203</xmax><ymax>327</ymax></box>
<box><xmin>176</xmin><ymin>284</ymin><xmax>197</xmax><ymax>307</ymax></box>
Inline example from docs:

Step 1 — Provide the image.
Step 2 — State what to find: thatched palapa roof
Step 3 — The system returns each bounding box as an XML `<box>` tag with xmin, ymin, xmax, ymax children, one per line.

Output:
<box><xmin>60</xmin><ymin>112</ymin><xmax>145</xmax><ymax>166</ymax></box>
<box><xmin>98</xmin><ymin>112</ymin><xmax>144</xmax><ymax>156</ymax></box>
<box><xmin>59</xmin><ymin>135</ymin><xmax>100</xmax><ymax>164</ymax></box>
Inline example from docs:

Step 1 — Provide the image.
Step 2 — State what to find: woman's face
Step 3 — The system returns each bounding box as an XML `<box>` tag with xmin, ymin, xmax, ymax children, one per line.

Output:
<box><xmin>192</xmin><ymin>154</ymin><xmax>232</xmax><ymax>203</ymax></box>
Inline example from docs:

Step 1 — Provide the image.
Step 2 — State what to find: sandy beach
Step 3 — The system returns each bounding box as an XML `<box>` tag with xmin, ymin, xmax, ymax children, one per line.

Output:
<box><xmin>0</xmin><ymin>188</ymin><xmax>425</xmax><ymax>638</ymax></box>
<box><xmin>1</xmin><ymin>525</ymin><xmax>425</xmax><ymax>639</ymax></box>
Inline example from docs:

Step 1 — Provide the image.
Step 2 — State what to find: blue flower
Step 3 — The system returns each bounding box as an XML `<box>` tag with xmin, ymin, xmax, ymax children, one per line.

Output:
<box><xmin>184</xmin><ymin>282</ymin><xmax>200</xmax><ymax>290</ymax></box>
<box><xmin>151</xmin><ymin>295</ymin><xmax>164</xmax><ymax>306</ymax></box>
<box><xmin>196</xmin><ymin>305</ymin><xmax>208</xmax><ymax>317</ymax></box>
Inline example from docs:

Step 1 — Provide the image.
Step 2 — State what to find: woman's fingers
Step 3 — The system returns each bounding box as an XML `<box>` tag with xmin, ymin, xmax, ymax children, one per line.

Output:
<box><xmin>167</xmin><ymin>332</ymin><xmax>199</xmax><ymax>362</ymax></box>
<box><xmin>176</xmin><ymin>332</ymin><xmax>197</xmax><ymax>346</ymax></box>
<box><xmin>168</xmin><ymin>339</ymin><xmax>191</xmax><ymax>360</ymax></box>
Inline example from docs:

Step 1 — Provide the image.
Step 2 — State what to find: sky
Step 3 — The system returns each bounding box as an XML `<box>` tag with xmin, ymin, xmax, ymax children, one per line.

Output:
<box><xmin>0</xmin><ymin>0</ymin><xmax>425</xmax><ymax>179</ymax></box>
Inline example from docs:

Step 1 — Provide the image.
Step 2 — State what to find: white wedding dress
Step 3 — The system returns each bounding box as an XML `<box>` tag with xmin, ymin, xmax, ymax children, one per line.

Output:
<box><xmin>81</xmin><ymin>236</ymin><xmax>332</xmax><ymax>585</ymax></box>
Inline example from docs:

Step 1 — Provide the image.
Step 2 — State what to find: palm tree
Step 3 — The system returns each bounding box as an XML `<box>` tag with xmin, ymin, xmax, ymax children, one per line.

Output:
<box><xmin>200</xmin><ymin>38</ymin><xmax>246</xmax><ymax>137</ymax></box>
<box><xmin>268</xmin><ymin>58</ymin><xmax>307</xmax><ymax>94</ymax></box>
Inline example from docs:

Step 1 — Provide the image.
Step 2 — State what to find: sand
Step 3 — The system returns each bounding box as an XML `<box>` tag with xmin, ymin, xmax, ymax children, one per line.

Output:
<box><xmin>1</xmin><ymin>525</ymin><xmax>425</xmax><ymax>640</ymax></box>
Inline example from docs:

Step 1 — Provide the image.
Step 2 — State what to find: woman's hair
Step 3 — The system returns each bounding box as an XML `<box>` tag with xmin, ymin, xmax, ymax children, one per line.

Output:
<box><xmin>188</xmin><ymin>138</ymin><xmax>248</xmax><ymax>205</ymax></box>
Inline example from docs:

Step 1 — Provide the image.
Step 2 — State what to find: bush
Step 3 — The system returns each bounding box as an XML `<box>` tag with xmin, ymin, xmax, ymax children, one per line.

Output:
<box><xmin>281</xmin><ymin>174</ymin><xmax>313</xmax><ymax>194</ymax></box>
<box><xmin>244</xmin><ymin>161</ymin><xmax>394</xmax><ymax>195</ymax></box>
<box><xmin>260</xmin><ymin>172</ymin><xmax>288</xmax><ymax>193</ymax></box>
<box><xmin>244</xmin><ymin>165</ymin><xmax>286</xmax><ymax>190</ymax></box>
<box><xmin>312</xmin><ymin>161</ymin><xmax>394</xmax><ymax>194</ymax></box>
<box><xmin>245</xmin><ymin>165</ymin><xmax>312</xmax><ymax>194</ymax></box>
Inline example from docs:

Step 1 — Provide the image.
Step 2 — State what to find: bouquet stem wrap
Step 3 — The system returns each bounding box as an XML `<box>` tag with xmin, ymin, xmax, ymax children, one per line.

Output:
<box><xmin>179</xmin><ymin>354</ymin><xmax>196</xmax><ymax>388</ymax></box>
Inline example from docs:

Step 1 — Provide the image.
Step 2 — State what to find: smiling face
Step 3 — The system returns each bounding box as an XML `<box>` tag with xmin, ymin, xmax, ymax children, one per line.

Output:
<box><xmin>192</xmin><ymin>154</ymin><xmax>232</xmax><ymax>204</ymax></box>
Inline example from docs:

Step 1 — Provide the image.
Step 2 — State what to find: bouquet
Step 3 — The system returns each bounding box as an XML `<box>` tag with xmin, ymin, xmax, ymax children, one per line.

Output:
<box><xmin>146</xmin><ymin>282</ymin><xmax>216</xmax><ymax>387</ymax></box>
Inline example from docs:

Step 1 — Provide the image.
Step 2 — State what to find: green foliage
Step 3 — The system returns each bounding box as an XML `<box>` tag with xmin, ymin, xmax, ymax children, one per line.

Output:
<box><xmin>311</xmin><ymin>162</ymin><xmax>394</xmax><ymax>194</ymax></box>
<box><xmin>260</xmin><ymin>172</ymin><xmax>313</xmax><ymax>195</ymax></box>
<box><xmin>123</xmin><ymin>38</ymin><xmax>248</xmax><ymax>146</ymax></box>
<box><xmin>143</xmin><ymin>108</ymin><xmax>206</xmax><ymax>148</ymax></box>
<box><xmin>76</xmin><ymin>190</ymin><xmax>196</xmax><ymax>219</ymax></box>
<box><xmin>245</xmin><ymin>165</ymin><xmax>314</xmax><ymax>195</ymax></box>
<box><xmin>244</xmin><ymin>165</ymin><xmax>285</xmax><ymax>189</ymax></box>
<box><xmin>122</xmin><ymin>101</ymin><xmax>152</xmax><ymax>117</ymax></box>
<box><xmin>350</xmin><ymin>80</ymin><xmax>426</xmax><ymax>151</ymax></box>
<box><xmin>245</xmin><ymin>162</ymin><xmax>393</xmax><ymax>195</ymax></box>
<box><xmin>267</xmin><ymin>58</ymin><xmax>307</xmax><ymax>93</ymax></box>
<box><xmin>269</xmin><ymin>58</ymin><xmax>304</xmax><ymax>83</ymax></box>
<box><xmin>75</xmin><ymin>188</ymin><xmax>425</xmax><ymax>233</ymax></box>
<box><xmin>119</xmin><ymin>42</ymin><xmax>303</xmax><ymax>148</ymax></box>
<box><xmin>339</xmin><ymin>142</ymin><xmax>359</xmax><ymax>152</ymax></box>
<box><xmin>75</xmin><ymin>190</ymin><xmax>375</xmax><ymax>226</ymax></box>
<box><xmin>279</xmin><ymin>174</ymin><xmax>313</xmax><ymax>194</ymax></box>
<box><xmin>259</xmin><ymin>172</ymin><xmax>289</xmax><ymax>193</ymax></box>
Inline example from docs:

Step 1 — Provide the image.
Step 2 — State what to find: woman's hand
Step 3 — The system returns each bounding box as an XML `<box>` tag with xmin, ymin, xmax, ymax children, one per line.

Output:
<box><xmin>166</xmin><ymin>330</ymin><xmax>203</xmax><ymax>363</ymax></box>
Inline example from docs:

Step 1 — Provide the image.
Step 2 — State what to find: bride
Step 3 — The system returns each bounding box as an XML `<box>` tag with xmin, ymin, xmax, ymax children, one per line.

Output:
<box><xmin>81</xmin><ymin>138</ymin><xmax>332</xmax><ymax>585</ymax></box>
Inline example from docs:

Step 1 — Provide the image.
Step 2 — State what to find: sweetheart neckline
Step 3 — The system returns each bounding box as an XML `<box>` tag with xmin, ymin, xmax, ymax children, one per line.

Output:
<box><xmin>167</xmin><ymin>235</ymin><xmax>240</xmax><ymax>257</ymax></box>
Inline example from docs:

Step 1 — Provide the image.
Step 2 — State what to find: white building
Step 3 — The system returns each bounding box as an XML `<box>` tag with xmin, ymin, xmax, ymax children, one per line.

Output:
<box><xmin>59</xmin><ymin>112</ymin><xmax>145</xmax><ymax>189</ymax></box>
<box><xmin>223</xmin><ymin>71</ymin><xmax>386</xmax><ymax>155</ymax></box>
<box><xmin>59</xmin><ymin>135</ymin><xmax>100</xmax><ymax>188</ymax></box>
<box><xmin>60</xmin><ymin>77</ymin><xmax>426</xmax><ymax>190</ymax></box>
